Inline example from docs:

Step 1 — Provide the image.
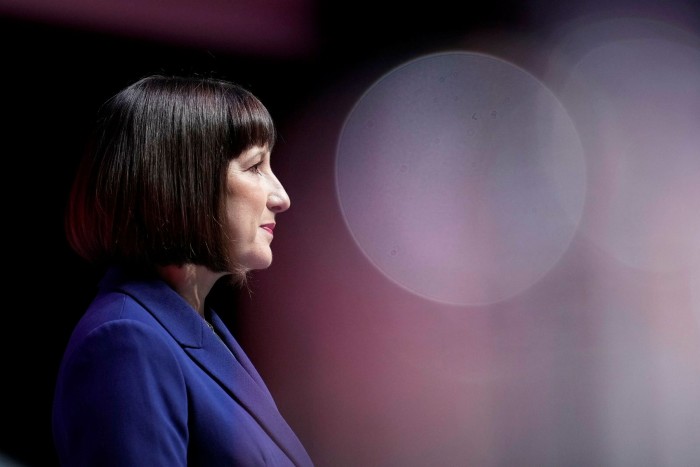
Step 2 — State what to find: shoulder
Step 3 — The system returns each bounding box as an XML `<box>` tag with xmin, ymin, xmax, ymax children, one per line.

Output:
<box><xmin>61</xmin><ymin>290</ymin><xmax>175</xmax><ymax>366</ymax></box>
<box><xmin>73</xmin><ymin>290</ymin><xmax>161</xmax><ymax>339</ymax></box>
<box><xmin>55</xmin><ymin>298</ymin><xmax>189</xmax><ymax>405</ymax></box>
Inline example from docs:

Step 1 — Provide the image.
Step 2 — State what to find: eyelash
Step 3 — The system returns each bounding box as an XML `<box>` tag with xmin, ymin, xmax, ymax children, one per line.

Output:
<box><xmin>249</xmin><ymin>162</ymin><xmax>263</xmax><ymax>175</ymax></box>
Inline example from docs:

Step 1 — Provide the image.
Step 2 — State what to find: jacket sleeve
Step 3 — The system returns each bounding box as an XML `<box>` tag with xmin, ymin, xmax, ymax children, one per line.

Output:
<box><xmin>52</xmin><ymin>319</ymin><xmax>188</xmax><ymax>467</ymax></box>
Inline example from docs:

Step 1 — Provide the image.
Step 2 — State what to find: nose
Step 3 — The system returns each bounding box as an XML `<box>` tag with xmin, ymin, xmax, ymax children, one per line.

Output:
<box><xmin>267</xmin><ymin>174</ymin><xmax>291</xmax><ymax>213</ymax></box>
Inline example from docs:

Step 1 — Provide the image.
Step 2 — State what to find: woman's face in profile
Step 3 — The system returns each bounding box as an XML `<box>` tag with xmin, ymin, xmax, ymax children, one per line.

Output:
<box><xmin>224</xmin><ymin>145</ymin><xmax>291</xmax><ymax>271</ymax></box>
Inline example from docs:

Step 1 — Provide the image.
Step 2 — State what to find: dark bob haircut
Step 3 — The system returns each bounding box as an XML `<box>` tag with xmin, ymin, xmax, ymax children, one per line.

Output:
<box><xmin>65</xmin><ymin>74</ymin><xmax>276</xmax><ymax>275</ymax></box>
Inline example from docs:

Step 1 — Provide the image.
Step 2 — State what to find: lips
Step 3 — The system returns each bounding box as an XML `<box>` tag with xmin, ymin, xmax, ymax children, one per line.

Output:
<box><xmin>260</xmin><ymin>223</ymin><xmax>275</xmax><ymax>235</ymax></box>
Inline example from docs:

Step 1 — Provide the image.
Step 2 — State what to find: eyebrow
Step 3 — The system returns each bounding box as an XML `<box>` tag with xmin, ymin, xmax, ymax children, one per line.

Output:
<box><xmin>238</xmin><ymin>148</ymin><xmax>267</xmax><ymax>164</ymax></box>
<box><xmin>248</xmin><ymin>145</ymin><xmax>270</xmax><ymax>157</ymax></box>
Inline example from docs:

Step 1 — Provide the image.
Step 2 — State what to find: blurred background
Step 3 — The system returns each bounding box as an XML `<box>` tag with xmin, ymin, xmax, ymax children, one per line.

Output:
<box><xmin>1</xmin><ymin>0</ymin><xmax>699</xmax><ymax>465</ymax></box>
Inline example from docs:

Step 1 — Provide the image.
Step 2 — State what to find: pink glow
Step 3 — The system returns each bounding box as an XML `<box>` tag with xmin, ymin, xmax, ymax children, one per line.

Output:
<box><xmin>0</xmin><ymin>0</ymin><xmax>317</xmax><ymax>58</ymax></box>
<box><xmin>245</xmin><ymin>13</ymin><xmax>700</xmax><ymax>466</ymax></box>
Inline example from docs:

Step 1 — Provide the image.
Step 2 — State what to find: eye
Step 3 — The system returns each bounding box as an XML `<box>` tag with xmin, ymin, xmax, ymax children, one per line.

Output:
<box><xmin>248</xmin><ymin>162</ymin><xmax>263</xmax><ymax>175</ymax></box>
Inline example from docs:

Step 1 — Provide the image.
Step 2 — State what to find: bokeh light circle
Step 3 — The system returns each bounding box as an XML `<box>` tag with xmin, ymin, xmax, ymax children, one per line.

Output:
<box><xmin>692</xmin><ymin>240</ymin><xmax>700</xmax><ymax>326</ymax></box>
<box><xmin>335</xmin><ymin>51</ymin><xmax>586</xmax><ymax>306</ymax></box>
<box><xmin>550</xmin><ymin>19</ymin><xmax>700</xmax><ymax>273</ymax></box>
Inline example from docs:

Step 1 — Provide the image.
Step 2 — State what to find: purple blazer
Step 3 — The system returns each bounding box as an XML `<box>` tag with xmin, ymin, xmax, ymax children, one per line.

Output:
<box><xmin>52</xmin><ymin>267</ymin><xmax>313</xmax><ymax>466</ymax></box>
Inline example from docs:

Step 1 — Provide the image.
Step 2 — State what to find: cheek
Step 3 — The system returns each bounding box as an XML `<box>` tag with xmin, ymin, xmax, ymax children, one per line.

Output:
<box><xmin>225</xmin><ymin>175</ymin><xmax>269</xmax><ymax>231</ymax></box>
<box><xmin>225</xmin><ymin>200</ymin><xmax>249</xmax><ymax>236</ymax></box>
<box><xmin>225</xmin><ymin>194</ymin><xmax>264</xmax><ymax>237</ymax></box>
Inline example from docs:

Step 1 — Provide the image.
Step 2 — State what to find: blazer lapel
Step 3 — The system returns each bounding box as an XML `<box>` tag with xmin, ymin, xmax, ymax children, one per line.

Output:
<box><xmin>187</xmin><ymin>325</ymin><xmax>312</xmax><ymax>466</ymax></box>
<box><xmin>103</xmin><ymin>268</ymin><xmax>312</xmax><ymax>467</ymax></box>
<box><xmin>209</xmin><ymin>311</ymin><xmax>273</xmax><ymax>399</ymax></box>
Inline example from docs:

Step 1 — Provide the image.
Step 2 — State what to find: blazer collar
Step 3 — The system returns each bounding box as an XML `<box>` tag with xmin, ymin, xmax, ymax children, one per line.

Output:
<box><xmin>99</xmin><ymin>267</ymin><xmax>312</xmax><ymax>467</ymax></box>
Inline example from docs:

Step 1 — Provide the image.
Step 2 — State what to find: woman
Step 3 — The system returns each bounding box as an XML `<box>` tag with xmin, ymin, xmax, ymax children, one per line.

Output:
<box><xmin>52</xmin><ymin>74</ymin><xmax>314</xmax><ymax>466</ymax></box>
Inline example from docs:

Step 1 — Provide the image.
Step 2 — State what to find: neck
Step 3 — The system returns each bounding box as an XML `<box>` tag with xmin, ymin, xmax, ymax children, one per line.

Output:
<box><xmin>156</xmin><ymin>264</ymin><xmax>226</xmax><ymax>316</ymax></box>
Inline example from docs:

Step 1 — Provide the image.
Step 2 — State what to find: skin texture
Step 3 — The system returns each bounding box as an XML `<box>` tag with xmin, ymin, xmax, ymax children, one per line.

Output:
<box><xmin>225</xmin><ymin>144</ymin><xmax>291</xmax><ymax>271</ymax></box>
<box><xmin>157</xmin><ymin>144</ymin><xmax>290</xmax><ymax>316</ymax></box>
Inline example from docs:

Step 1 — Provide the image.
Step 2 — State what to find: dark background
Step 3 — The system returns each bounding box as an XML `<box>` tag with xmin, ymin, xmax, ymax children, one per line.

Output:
<box><xmin>0</xmin><ymin>3</ymin><xmax>525</xmax><ymax>465</ymax></box>
<box><xmin>2</xmin><ymin>1</ymin><xmax>699</xmax><ymax>466</ymax></box>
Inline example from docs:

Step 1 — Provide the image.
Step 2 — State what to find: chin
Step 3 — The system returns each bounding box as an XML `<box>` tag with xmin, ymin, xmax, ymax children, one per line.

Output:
<box><xmin>253</xmin><ymin>260</ymin><xmax>273</xmax><ymax>270</ymax></box>
<box><xmin>243</xmin><ymin>254</ymin><xmax>273</xmax><ymax>271</ymax></box>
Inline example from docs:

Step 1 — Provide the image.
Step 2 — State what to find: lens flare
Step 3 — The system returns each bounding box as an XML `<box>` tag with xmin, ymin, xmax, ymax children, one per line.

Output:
<box><xmin>336</xmin><ymin>51</ymin><xmax>586</xmax><ymax>305</ymax></box>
